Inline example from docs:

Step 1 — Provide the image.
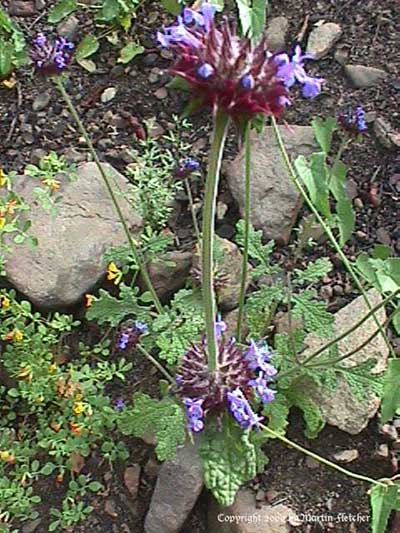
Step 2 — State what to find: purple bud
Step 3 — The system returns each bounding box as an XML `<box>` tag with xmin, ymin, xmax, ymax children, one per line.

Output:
<box><xmin>134</xmin><ymin>321</ymin><xmax>148</xmax><ymax>335</ymax></box>
<box><xmin>215</xmin><ymin>314</ymin><xmax>227</xmax><ymax>339</ymax></box>
<box><xmin>241</xmin><ymin>74</ymin><xmax>255</xmax><ymax>90</ymax></box>
<box><xmin>197</xmin><ymin>63</ymin><xmax>214</xmax><ymax>79</ymax></box>
<box><xmin>227</xmin><ymin>388</ymin><xmax>263</xmax><ymax>430</ymax></box>
<box><xmin>115</xmin><ymin>398</ymin><xmax>125</xmax><ymax>411</ymax></box>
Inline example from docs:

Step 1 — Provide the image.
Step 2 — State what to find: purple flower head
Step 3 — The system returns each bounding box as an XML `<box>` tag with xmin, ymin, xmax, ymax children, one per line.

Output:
<box><xmin>248</xmin><ymin>372</ymin><xmax>277</xmax><ymax>404</ymax></box>
<box><xmin>134</xmin><ymin>321</ymin><xmax>148</xmax><ymax>334</ymax></box>
<box><xmin>338</xmin><ymin>105</ymin><xmax>368</xmax><ymax>135</ymax></box>
<box><xmin>31</xmin><ymin>33</ymin><xmax>74</xmax><ymax>76</ymax></box>
<box><xmin>118</xmin><ymin>332</ymin><xmax>130</xmax><ymax>350</ymax></box>
<box><xmin>227</xmin><ymin>388</ymin><xmax>264</xmax><ymax>430</ymax></box>
<box><xmin>115</xmin><ymin>398</ymin><xmax>125</xmax><ymax>411</ymax></box>
<box><xmin>117</xmin><ymin>321</ymin><xmax>147</xmax><ymax>351</ymax></box>
<box><xmin>275</xmin><ymin>45</ymin><xmax>323</xmax><ymax>99</ymax></box>
<box><xmin>197</xmin><ymin>62</ymin><xmax>215</xmax><ymax>79</ymax></box>
<box><xmin>245</xmin><ymin>340</ymin><xmax>275</xmax><ymax>373</ymax></box>
<box><xmin>175</xmin><ymin>157</ymin><xmax>200</xmax><ymax>178</ymax></box>
<box><xmin>183</xmin><ymin>397</ymin><xmax>205</xmax><ymax>433</ymax></box>
<box><xmin>215</xmin><ymin>314</ymin><xmax>227</xmax><ymax>339</ymax></box>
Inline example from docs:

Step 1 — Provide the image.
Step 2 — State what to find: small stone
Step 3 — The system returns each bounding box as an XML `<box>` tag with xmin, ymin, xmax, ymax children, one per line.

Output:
<box><xmin>160</xmin><ymin>49</ymin><xmax>173</xmax><ymax>60</ymax></box>
<box><xmin>22</xmin><ymin>519</ymin><xmax>42</xmax><ymax>533</ymax></box>
<box><xmin>9</xmin><ymin>0</ymin><xmax>36</xmax><ymax>16</ymax></box>
<box><xmin>305</xmin><ymin>456</ymin><xmax>320</xmax><ymax>469</ymax></box>
<box><xmin>344</xmin><ymin>65</ymin><xmax>387</xmax><ymax>88</ymax></box>
<box><xmin>32</xmin><ymin>92</ymin><xmax>51</xmax><ymax>112</ymax></box>
<box><xmin>216</xmin><ymin>201</ymin><xmax>228</xmax><ymax>220</ymax></box>
<box><xmin>105</xmin><ymin>499</ymin><xmax>118</xmax><ymax>518</ymax></box>
<box><xmin>356</xmin><ymin>230</ymin><xmax>368</xmax><ymax>242</ymax></box>
<box><xmin>374</xmin><ymin>118</ymin><xmax>400</xmax><ymax>150</ymax></box>
<box><xmin>265</xmin><ymin>489</ymin><xmax>280</xmax><ymax>502</ymax></box>
<box><xmin>333</xmin><ymin>284</ymin><xmax>344</xmax><ymax>296</ymax></box>
<box><xmin>332</xmin><ymin>449</ymin><xmax>359</xmax><ymax>463</ymax></box>
<box><xmin>374</xmin><ymin>444</ymin><xmax>389</xmax><ymax>459</ymax></box>
<box><xmin>101</xmin><ymin>87</ymin><xmax>117</xmax><ymax>103</ymax></box>
<box><xmin>63</xmin><ymin>147</ymin><xmax>87</xmax><ymax>164</ymax></box>
<box><xmin>265</xmin><ymin>16</ymin><xmax>289</xmax><ymax>51</ymax></box>
<box><xmin>144</xmin><ymin>442</ymin><xmax>203</xmax><ymax>533</ymax></box>
<box><xmin>144</xmin><ymin>455</ymin><xmax>160</xmax><ymax>480</ymax></box>
<box><xmin>145</xmin><ymin>250</ymin><xmax>192</xmax><ymax>301</ymax></box>
<box><xmin>142</xmin><ymin>53</ymin><xmax>158</xmax><ymax>67</ymax></box>
<box><xmin>376</xmin><ymin>227</ymin><xmax>391</xmax><ymax>246</ymax></box>
<box><xmin>380</xmin><ymin>423</ymin><xmax>398</xmax><ymax>441</ymax></box>
<box><xmin>124</xmin><ymin>464</ymin><xmax>141</xmax><ymax>499</ymax></box>
<box><xmin>148</xmin><ymin>122</ymin><xmax>165</xmax><ymax>138</ymax></box>
<box><xmin>30</xmin><ymin>148</ymin><xmax>47</xmax><ymax>165</ymax></box>
<box><xmin>334</xmin><ymin>45</ymin><xmax>349</xmax><ymax>65</ymax></box>
<box><xmin>306</xmin><ymin>23</ymin><xmax>342</xmax><ymax>59</ymax></box>
<box><xmin>354</xmin><ymin>197</ymin><xmax>364</xmax><ymax>209</ymax></box>
<box><xmin>110</xmin><ymin>65</ymin><xmax>125</xmax><ymax>78</ymax></box>
<box><xmin>155</xmin><ymin>87</ymin><xmax>168</xmax><ymax>100</ymax></box>
<box><xmin>57</xmin><ymin>15</ymin><xmax>79</xmax><ymax>40</ymax></box>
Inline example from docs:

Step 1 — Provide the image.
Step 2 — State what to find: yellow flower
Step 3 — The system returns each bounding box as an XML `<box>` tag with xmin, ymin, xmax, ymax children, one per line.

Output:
<box><xmin>0</xmin><ymin>169</ymin><xmax>6</xmax><ymax>187</ymax></box>
<box><xmin>0</xmin><ymin>217</ymin><xmax>5</xmax><ymax>229</ymax></box>
<box><xmin>106</xmin><ymin>262</ymin><xmax>122</xmax><ymax>284</ymax></box>
<box><xmin>0</xmin><ymin>450</ymin><xmax>10</xmax><ymax>461</ymax></box>
<box><xmin>5</xmin><ymin>199</ymin><xmax>17</xmax><ymax>216</ymax></box>
<box><xmin>48</xmin><ymin>363</ymin><xmax>57</xmax><ymax>374</ymax></box>
<box><xmin>35</xmin><ymin>395</ymin><xmax>44</xmax><ymax>403</ymax></box>
<box><xmin>13</xmin><ymin>329</ymin><xmax>23</xmax><ymax>342</ymax></box>
<box><xmin>73</xmin><ymin>401</ymin><xmax>85</xmax><ymax>415</ymax></box>
<box><xmin>0</xmin><ymin>295</ymin><xmax>10</xmax><ymax>309</ymax></box>
<box><xmin>85</xmin><ymin>294</ymin><xmax>94</xmax><ymax>308</ymax></box>
<box><xmin>17</xmin><ymin>366</ymin><xmax>32</xmax><ymax>382</ymax></box>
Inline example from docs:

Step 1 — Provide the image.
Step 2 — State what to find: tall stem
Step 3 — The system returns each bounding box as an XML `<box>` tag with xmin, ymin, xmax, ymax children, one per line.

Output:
<box><xmin>202</xmin><ymin>110</ymin><xmax>230</xmax><ymax>371</ymax></box>
<box><xmin>271</xmin><ymin>117</ymin><xmax>395</xmax><ymax>358</ymax></box>
<box><xmin>56</xmin><ymin>78</ymin><xmax>163</xmax><ymax>315</ymax></box>
<box><xmin>260</xmin><ymin>424</ymin><xmax>387</xmax><ymax>488</ymax></box>
<box><xmin>236</xmin><ymin>121</ymin><xmax>251</xmax><ymax>341</ymax></box>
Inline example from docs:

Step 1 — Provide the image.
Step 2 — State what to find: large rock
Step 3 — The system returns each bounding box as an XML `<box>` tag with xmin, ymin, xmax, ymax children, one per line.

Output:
<box><xmin>302</xmin><ymin>289</ymin><xmax>389</xmax><ymax>434</ymax></box>
<box><xmin>226</xmin><ymin>127</ymin><xmax>317</xmax><ymax>244</ymax></box>
<box><xmin>146</xmin><ymin>250</ymin><xmax>192</xmax><ymax>301</ymax></box>
<box><xmin>5</xmin><ymin>162</ymin><xmax>142</xmax><ymax>308</ymax></box>
<box><xmin>306</xmin><ymin>22</ymin><xmax>342</xmax><ymax>59</ymax></box>
<box><xmin>265</xmin><ymin>16</ymin><xmax>289</xmax><ymax>51</ymax></box>
<box><xmin>208</xmin><ymin>490</ymin><xmax>294</xmax><ymax>533</ymax></box>
<box><xmin>144</xmin><ymin>442</ymin><xmax>203</xmax><ymax>533</ymax></box>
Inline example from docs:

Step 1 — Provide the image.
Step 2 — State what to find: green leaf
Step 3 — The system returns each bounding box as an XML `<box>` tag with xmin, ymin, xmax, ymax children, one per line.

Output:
<box><xmin>86</xmin><ymin>284</ymin><xmax>141</xmax><ymax>326</ymax></box>
<box><xmin>295</xmin><ymin>154</ymin><xmax>330</xmax><ymax>219</ymax></box>
<box><xmin>312</xmin><ymin>117</ymin><xmax>337</xmax><ymax>154</ymax></box>
<box><xmin>76</xmin><ymin>35</ymin><xmax>99</xmax><ymax>61</ymax></box>
<box><xmin>336</xmin><ymin>196</ymin><xmax>355</xmax><ymax>246</ymax></box>
<box><xmin>236</xmin><ymin>0</ymin><xmax>268</xmax><ymax>43</ymax></box>
<box><xmin>200</xmin><ymin>415</ymin><xmax>258</xmax><ymax>506</ymax></box>
<box><xmin>118</xmin><ymin>393</ymin><xmax>186</xmax><ymax>461</ymax></box>
<box><xmin>99</xmin><ymin>0</ymin><xmax>121</xmax><ymax>21</ymax></box>
<box><xmin>292</xmin><ymin>290</ymin><xmax>334</xmax><ymax>337</ymax></box>
<box><xmin>118</xmin><ymin>42</ymin><xmax>144</xmax><ymax>63</ymax></box>
<box><xmin>166</xmin><ymin>75</ymin><xmax>191</xmax><ymax>91</ymax></box>
<box><xmin>380</xmin><ymin>359</ymin><xmax>400</xmax><ymax>423</ymax></box>
<box><xmin>161</xmin><ymin>0</ymin><xmax>182</xmax><ymax>15</ymax></box>
<box><xmin>41</xmin><ymin>463</ymin><xmax>56</xmax><ymax>475</ymax></box>
<box><xmin>0</xmin><ymin>43</ymin><xmax>13</xmax><ymax>78</ymax></box>
<box><xmin>48</xmin><ymin>0</ymin><xmax>77</xmax><ymax>23</ymax></box>
<box><xmin>370</xmin><ymin>484</ymin><xmax>398</xmax><ymax>533</ymax></box>
<box><xmin>292</xmin><ymin>394</ymin><xmax>325</xmax><ymax>438</ymax></box>
<box><xmin>262</xmin><ymin>393</ymin><xmax>290</xmax><ymax>436</ymax></box>
<box><xmin>88</xmin><ymin>481</ymin><xmax>103</xmax><ymax>492</ymax></box>
<box><xmin>293</xmin><ymin>258</ymin><xmax>333</xmax><ymax>285</ymax></box>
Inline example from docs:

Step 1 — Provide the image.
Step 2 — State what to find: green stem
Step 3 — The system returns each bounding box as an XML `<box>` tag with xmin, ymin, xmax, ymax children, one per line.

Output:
<box><xmin>271</xmin><ymin>117</ymin><xmax>395</xmax><ymax>358</ymax></box>
<box><xmin>277</xmin><ymin>288</ymin><xmax>398</xmax><ymax>381</ymax></box>
<box><xmin>261</xmin><ymin>424</ymin><xmax>387</xmax><ymax>488</ymax></box>
<box><xmin>137</xmin><ymin>345</ymin><xmax>175</xmax><ymax>385</ymax></box>
<box><xmin>184</xmin><ymin>177</ymin><xmax>201</xmax><ymax>246</ymax></box>
<box><xmin>56</xmin><ymin>78</ymin><xmax>163</xmax><ymax>315</ymax></box>
<box><xmin>236</xmin><ymin>121</ymin><xmax>251</xmax><ymax>342</ymax></box>
<box><xmin>202</xmin><ymin>110</ymin><xmax>230</xmax><ymax>371</ymax></box>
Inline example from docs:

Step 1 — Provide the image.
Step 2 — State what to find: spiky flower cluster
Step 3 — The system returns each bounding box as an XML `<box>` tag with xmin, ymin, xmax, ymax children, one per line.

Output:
<box><xmin>177</xmin><ymin>321</ymin><xmax>277</xmax><ymax>432</ymax></box>
<box><xmin>175</xmin><ymin>157</ymin><xmax>201</xmax><ymax>178</ymax></box>
<box><xmin>117</xmin><ymin>321</ymin><xmax>148</xmax><ymax>351</ymax></box>
<box><xmin>31</xmin><ymin>33</ymin><xmax>74</xmax><ymax>76</ymax></box>
<box><xmin>157</xmin><ymin>3</ymin><xmax>322</xmax><ymax>122</ymax></box>
<box><xmin>338</xmin><ymin>105</ymin><xmax>367</xmax><ymax>135</ymax></box>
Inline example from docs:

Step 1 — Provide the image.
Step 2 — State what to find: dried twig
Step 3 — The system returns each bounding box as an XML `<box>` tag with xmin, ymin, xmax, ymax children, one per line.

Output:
<box><xmin>5</xmin><ymin>82</ymin><xmax>22</xmax><ymax>145</ymax></box>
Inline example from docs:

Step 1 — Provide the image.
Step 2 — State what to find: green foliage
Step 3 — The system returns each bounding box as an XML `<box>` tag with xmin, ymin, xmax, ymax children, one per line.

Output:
<box><xmin>262</xmin><ymin>393</ymin><xmax>290</xmax><ymax>436</ymax></box>
<box><xmin>236</xmin><ymin>0</ymin><xmax>268</xmax><ymax>43</ymax></box>
<box><xmin>288</xmin><ymin>392</ymin><xmax>325</xmax><ymax>439</ymax></box>
<box><xmin>200</xmin><ymin>415</ymin><xmax>259</xmax><ymax>506</ymax></box>
<box><xmin>293</xmin><ymin>258</ymin><xmax>333</xmax><ymax>285</ymax></box>
<box><xmin>294</xmin><ymin>117</ymin><xmax>355</xmax><ymax>247</ymax></box>
<box><xmin>291</xmin><ymin>290</ymin><xmax>334</xmax><ymax>337</ymax></box>
<box><xmin>369</xmin><ymin>483</ymin><xmax>399</xmax><ymax>533</ymax></box>
<box><xmin>118</xmin><ymin>392</ymin><xmax>186</xmax><ymax>461</ymax></box>
<box><xmin>235</xmin><ymin>220</ymin><xmax>278</xmax><ymax>280</ymax></box>
<box><xmin>48</xmin><ymin>0</ymin><xmax>77</xmax><ymax>23</ymax></box>
<box><xmin>86</xmin><ymin>284</ymin><xmax>142</xmax><ymax>326</ymax></box>
<box><xmin>380</xmin><ymin>359</ymin><xmax>400</xmax><ymax>424</ymax></box>
<box><xmin>150</xmin><ymin>289</ymin><xmax>204</xmax><ymax>365</ymax></box>
<box><xmin>334</xmin><ymin>360</ymin><xmax>384</xmax><ymax>402</ymax></box>
<box><xmin>0</xmin><ymin>8</ymin><xmax>27</xmax><ymax>79</ymax></box>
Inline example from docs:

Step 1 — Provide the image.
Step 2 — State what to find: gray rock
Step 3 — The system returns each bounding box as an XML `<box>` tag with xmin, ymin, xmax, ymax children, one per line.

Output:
<box><xmin>301</xmin><ymin>289</ymin><xmax>389</xmax><ymax>434</ymax></box>
<box><xmin>146</xmin><ymin>250</ymin><xmax>192</xmax><ymax>300</ymax></box>
<box><xmin>344</xmin><ymin>65</ymin><xmax>387</xmax><ymax>88</ymax></box>
<box><xmin>265</xmin><ymin>16</ymin><xmax>289</xmax><ymax>51</ymax></box>
<box><xmin>22</xmin><ymin>518</ymin><xmax>42</xmax><ymax>533</ymax></box>
<box><xmin>63</xmin><ymin>147</ymin><xmax>87</xmax><ymax>164</ymax></box>
<box><xmin>209</xmin><ymin>490</ymin><xmax>294</xmax><ymax>533</ymax></box>
<box><xmin>9</xmin><ymin>1</ymin><xmax>36</xmax><ymax>16</ymax></box>
<box><xmin>4</xmin><ymin>162</ymin><xmax>142</xmax><ymax>308</ymax></box>
<box><xmin>374</xmin><ymin>117</ymin><xmax>400</xmax><ymax>150</ymax></box>
<box><xmin>306</xmin><ymin>23</ymin><xmax>342</xmax><ymax>59</ymax></box>
<box><xmin>144</xmin><ymin>442</ymin><xmax>203</xmax><ymax>533</ymax></box>
<box><xmin>30</xmin><ymin>148</ymin><xmax>47</xmax><ymax>166</ymax></box>
<box><xmin>32</xmin><ymin>92</ymin><xmax>51</xmax><ymax>112</ymax></box>
<box><xmin>226</xmin><ymin>126</ymin><xmax>317</xmax><ymax>244</ymax></box>
<box><xmin>57</xmin><ymin>15</ymin><xmax>79</xmax><ymax>40</ymax></box>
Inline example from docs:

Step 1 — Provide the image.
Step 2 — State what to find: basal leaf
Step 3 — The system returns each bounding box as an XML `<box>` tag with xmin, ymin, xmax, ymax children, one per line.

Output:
<box><xmin>86</xmin><ymin>284</ymin><xmax>141</xmax><ymax>326</ymax></box>
<box><xmin>118</xmin><ymin>42</ymin><xmax>144</xmax><ymax>64</ymax></box>
<box><xmin>312</xmin><ymin>117</ymin><xmax>337</xmax><ymax>154</ymax></box>
<box><xmin>380</xmin><ymin>358</ymin><xmax>400</xmax><ymax>423</ymax></box>
<box><xmin>76</xmin><ymin>35</ymin><xmax>99</xmax><ymax>61</ymax></box>
<box><xmin>48</xmin><ymin>0</ymin><xmax>77</xmax><ymax>23</ymax></box>
<box><xmin>370</xmin><ymin>484</ymin><xmax>398</xmax><ymax>533</ymax></box>
<box><xmin>336</xmin><ymin>196</ymin><xmax>355</xmax><ymax>246</ymax></box>
<box><xmin>236</xmin><ymin>0</ymin><xmax>268</xmax><ymax>43</ymax></box>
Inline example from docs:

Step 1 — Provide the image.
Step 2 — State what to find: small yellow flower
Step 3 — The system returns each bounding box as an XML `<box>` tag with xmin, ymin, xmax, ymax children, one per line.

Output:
<box><xmin>1</xmin><ymin>76</ymin><xmax>16</xmax><ymax>89</ymax></box>
<box><xmin>85</xmin><ymin>294</ymin><xmax>94</xmax><ymax>308</ymax></box>
<box><xmin>35</xmin><ymin>395</ymin><xmax>44</xmax><ymax>403</ymax></box>
<box><xmin>75</xmin><ymin>393</ymin><xmax>83</xmax><ymax>401</ymax></box>
<box><xmin>0</xmin><ymin>295</ymin><xmax>10</xmax><ymax>309</ymax></box>
<box><xmin>0</xmin><ymin>450</ymin><xmax>10</xmax><ymax>461</ymax></box>
<box><xmin>48</xmin><ymin>363</ymin><xmax>57</xmax><ymax>374</ymax></box>
<box><xmin>0</xmin><ymin>168</ymin><xmax>6</xmax><ymax>187</ymax></box>
<box><xmin>13</xmin><ymin>329</ymin><xmax>24</xmax><ymax>342</ymax></box>
<box><xmin>106</xmin><ymin>262</ymin><xmax>122</xmax><ymax>285</ymax></box>
<box><xmin>73</xmin><ymin>401</ymin><xmax>85</xmax><ymax>415</ymax></box>
<box><xmin>42</xmin><ymin>178</ymin><xmax>61</xmax><ymax>192</ymax></box>
<box><xmin>0</xmin><ymin>217</ymin><xmax>6</xmax><ymax>229</ymax></box>
<box><xmin>17</xmin><ymin>366</ymin><xmax>32</xmax><ymax>382</ymax></box>
<box><xmin>5</xmin><ymin>199</ymin><xmax>17</xmax><ymax>216</ymax></box>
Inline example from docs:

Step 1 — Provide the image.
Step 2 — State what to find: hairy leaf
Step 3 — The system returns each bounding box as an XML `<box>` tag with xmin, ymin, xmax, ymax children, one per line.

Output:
<box><xmin>288</xmin><ymin>390</ymin><xmax>325</xmax><ymax>439</ymax></box>
<box><xmin>200</xmin><ymin>415</ymin><xmax>258</xmax><ymax>506</ymax></box>
<box><xmin>292</xmin><ymin>290</ymin><xmax>334</xmax><ymax>337</ymax></box>
<box><xmin>334</xmin><ymin>360</ymin><xmax>384</xmax><ymax>402</ymax></box>
<box><xmin>48</xmin><ymin>0</ymin><xmax>77</xmax><ymax>23</ymax></box>
<box><xmin>86</xmin><ymin>284</ymin><xmax>141</xmax><ymax>326</ymax></box>
<box><xmin>118</xmin><ymin>393</ymin><xmax>186</xmax><ymax>461</ymax></box>
<box><xmin>370</xmin><ymin>484</ymin><xmax>399</xmax><ymax>533</ymax></box>
<box><xmin>293</xmin><ymin>258</ymin><xmax>333</xmax><ymax>285</ymax></box>
<box><xmin>262</xmin><ymin>393</ymin><xmax>290</xmax><ymax>436</ymax></box>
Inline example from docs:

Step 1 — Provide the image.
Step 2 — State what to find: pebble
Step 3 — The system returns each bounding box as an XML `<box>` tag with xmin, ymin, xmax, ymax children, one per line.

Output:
<box><xmin>332</xmin><ymin>449</ymin><xmax>359</xmax><ymax>463</ymax></box>
<box><xmin>22</xmin><ymin>519</ymin><xmax>42</xmax><ymax>533</ymax></box>
<box><xmin>63</xmin><ymin>147</ymin><xmax>87</xmax><ymax>164</ymax></box>
<box><xmin>265</xmin><ymin>489</ymin><xmax>280</xmax><ymax>502</ymax></box>
<box><xmin>155</xmin><ymin>87</ymin><xmax>168</xmax><ymax>100</ymax></box>
<box><xmin>32</xmin><ymin>92</ymin><xmax>51</xmax><ymax>112</ymax></box>
<box><xmin>104</xmin><ymin>498</ymin><xmax>118</xmax><ymax>518</ymax></box>
<box><xmin>265</xmin><ymin>16</ymin><xmax>289</xmax><ymax>51</ymax></box>
<box><xmin>374</xmin><ymin>117</ymin><xmax>400</xmax><ymax>150</ymax></box>
<box><xmin>124</xmin><ymin>464</ymin><xmax>141</xmax><ymax>499</ymax></box>
<box><xmin>374</xmin><ymin>444</ymin><xmax>390</xmax><ymax>459</ymax></box>
<box><xmin>147</xmin><ymin>121</ymin><xmax>165</xmax><ymax>138</ymax></box>
<box><xmin>9</xmin><ymin>0</ymin><xmax>36</xmax><ymax>16</ymax></box>
<box><xmin>101</xmin><ymin>87</ymin><xmax>117</xmax><ymax>103</ymax></box>
<box><xmin>142</xmin><ymin>53</ymin><xmax>158</xmax><ymax>67</ymax></box>
<box><xmin>57</xmin><ymin>15</ymin><xmax>79</xmax><ymax>40</ymax></box>
<box><xmin>30</xmin><ymin>148</ymin><xmax>47</xmax><ymax>165</ymax></box>
<box><xmin>305</xmin><ymin>456</ymin><xmax>320</xmax><ymax>469</ymax></box>
<box><xmin>380</xmin><ymin>423</ymin><xmax>398</xmax><ymax>441</ymax></box>
<box><xmin>344</xmin><ymin>64</ymin><xmax>388</xmax><ymax>88</ymax></box>
<box><xmin>355</xmin><ymin>230</ymin><xmax>368</xmax><ymax>242</ymax></box>
<box><xmin>306</xmin><ymin>22</ymin><xmax>342</xmax><ymax>59</ymax></box>
<box><xmin>354</xmin><ymin>197</ymin><xmax>364</xmax><ymax>209</ymax></box>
